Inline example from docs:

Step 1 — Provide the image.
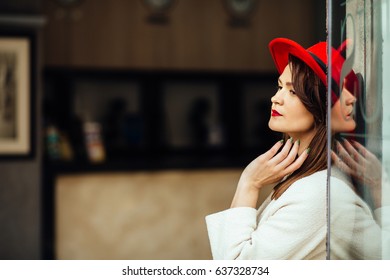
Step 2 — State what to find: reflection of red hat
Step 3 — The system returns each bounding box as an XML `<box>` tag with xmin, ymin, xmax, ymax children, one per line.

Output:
<box><xmin>335</xmin><ymin>39</ymin><xmax>360</xmax><ymax>101</ymax></box>
<box><xmin>268</xmin><ymin>38</ymin><xmax>352</xmax><ymax>105</ymax></box>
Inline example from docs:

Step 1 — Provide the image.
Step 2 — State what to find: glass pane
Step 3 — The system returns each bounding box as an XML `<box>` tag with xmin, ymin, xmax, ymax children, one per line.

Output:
<box><xmin>328</xmin><ymin>0</ymin><xmax>390</xmax><ymax>259</ymax></box>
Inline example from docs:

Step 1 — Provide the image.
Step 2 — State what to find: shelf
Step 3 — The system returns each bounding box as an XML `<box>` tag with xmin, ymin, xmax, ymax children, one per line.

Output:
<box><xmin>43</xmin><ymin>67</ymin><xmax>280</xmax><ymax>174</ymax></box>
<box><xmin>0</xmin><ymin>14</ymin><xmax>46</xmax><ymax>27</ymax></box>
<box><xmin>44</xmin><ymin>146</ymin><xmax>265</xmax><ymax>174</ymax></box>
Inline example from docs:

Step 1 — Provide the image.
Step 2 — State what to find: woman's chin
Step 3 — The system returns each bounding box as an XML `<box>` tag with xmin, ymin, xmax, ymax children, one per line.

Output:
<box><xmin>332</xmin><ymin>123</ymin><xmax>356</xmax><ymax>133</ymax></box>
<box><xmin>268</xmin><ymin>124</ymin><xmax>283</xmax><ymax>133</ymax></box>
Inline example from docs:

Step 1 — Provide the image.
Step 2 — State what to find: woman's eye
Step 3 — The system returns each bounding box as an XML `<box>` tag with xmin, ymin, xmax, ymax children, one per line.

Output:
<box><xmin>289</xmin><ymin>90</ymin><xmax>296</xmax><ymax>94</ymax></box>
<box><xmin>277</xmin><ymin>85</ymin><xmax>282</xmax><ymax>91</ymax></box>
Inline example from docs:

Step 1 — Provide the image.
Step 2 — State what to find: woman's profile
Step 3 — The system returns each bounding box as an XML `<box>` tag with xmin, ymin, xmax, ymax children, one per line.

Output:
<box><xmin>205</xmin><ymin>38</ymin><xmax>332</xmax><ymax>259</ymax></box>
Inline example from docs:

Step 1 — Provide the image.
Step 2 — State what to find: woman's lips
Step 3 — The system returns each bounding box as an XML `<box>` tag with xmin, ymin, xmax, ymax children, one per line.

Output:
<box><xmin>271</xmin><ymin>110</ymin><xmax>282</xmax><ymax>117</ymax></box>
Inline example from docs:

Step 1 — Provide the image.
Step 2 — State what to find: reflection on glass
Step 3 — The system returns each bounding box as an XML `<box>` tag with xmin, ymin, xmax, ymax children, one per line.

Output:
<box><xmin>330</xmin><ymin>70</ymin><xmax>385</xmax><ymax>259</ymax></box>
<box><xmin>329</xmin><ymin>0</ymin><xmax>390</xmax><ymax>259</ymax></box>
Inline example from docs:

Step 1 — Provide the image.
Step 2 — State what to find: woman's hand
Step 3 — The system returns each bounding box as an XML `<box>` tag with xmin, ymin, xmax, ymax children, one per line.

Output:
<box><xmin>332</xmin><ymin>139</ymin><xmax>384</xmax><ymax>207</ymax></box>
<box><xmin>332</xmin><ymin>139</ymin><xmax>381</xmax><ymax>186</ymax></box>
<box><xmin>231</xmin><ymin>138</ymin><xmax>309</xmax><ymax>208</ymax></box>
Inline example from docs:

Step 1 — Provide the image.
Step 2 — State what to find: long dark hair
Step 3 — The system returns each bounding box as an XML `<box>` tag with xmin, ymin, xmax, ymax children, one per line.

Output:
<box><xmin>272</xmin><ymin>54</ymin><xmax>327</xmax><ymax>199</ymax></box>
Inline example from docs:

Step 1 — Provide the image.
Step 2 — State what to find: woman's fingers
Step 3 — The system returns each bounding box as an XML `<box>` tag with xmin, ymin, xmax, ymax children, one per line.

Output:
<box><xmin>336</xmin><ymin>141</ymin><xmax>360</xmax><ymax>170</ymax></box>
<box><xmin>332</xmin><ymin>150</ymin><xmax>353</xmax><ymax>174</ymax></box>
<box><xmin>262</xmin><ymin>139</ymin><xmax>285</xmax><ymax>160</ymax></box>
<box><xmin>276</xmin><ymin>139</ymin><xmax>300</xmax><ymax>168</ymax></box>
<box><xmin>282</xmin><ymin>147</ymin><xmax>309</xmax><ymax>175</ymax></box>
<box><xmin>269</xmin><ymin>137</ymin><xmax>294</xmax><ymax>164</ymax></box>
<box><xmin>273</xmin><ymin>139</ymin><xmax>308</xmax><ymax>177</ymax></box>
<box><xmin>351</xmin><ymin>140</ymin><xmax>368</xmax><ymax>157</ymax></box>
<box><xmin>331</xmin><ymin>150</ymin><xmax>338</xmax><ymax>164</ymax></box>
<box><xmin>342</xmin><ymin>139</ymin><xmax>366</xmax><ymax>164</ymax></box>
<box><xmin>254</xmin><ymin>138</ymin><xmax>308</xmax><ymax>181</ymax></box>
<box><xmin>351</xmin><ymin>140</ymin><xmax>379</xmax><ymax>163</ymax></box>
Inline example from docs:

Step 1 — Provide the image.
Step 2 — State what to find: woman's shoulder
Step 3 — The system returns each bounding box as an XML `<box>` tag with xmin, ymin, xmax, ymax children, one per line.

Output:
<box><xmin>284</xmin><ymin>168</ymin><xmax>362</xmax><ymax>205</ymax></box>
<box><xmin>289</xmin><ymin>169</ymin><xmax>328</xmax><ymax>192</ymax></box>
<box><xmin>277</xmin><ymin>169</ymin><xmax>328</xmax><ymax>203</ymax></box>
<box><xmin>329</xmin><ymin>167</ymin><xmax>367</xmax><ymax>205</ymax></box>
<box><xmin>267</xmin><ymin>170</ymin><xmax>327</xmax><ymax>216</ymax></box>
<box><xmin>298</xmin><ymin>169</ymin><xmax>328</xmax><ymax>182</ymax></box>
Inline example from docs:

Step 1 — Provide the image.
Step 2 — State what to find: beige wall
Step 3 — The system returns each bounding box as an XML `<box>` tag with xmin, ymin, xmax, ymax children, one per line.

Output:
<box><xmin>56</xmin><ymin>169</ymin><xmax>248</xmax><ymax>259</ymax></box>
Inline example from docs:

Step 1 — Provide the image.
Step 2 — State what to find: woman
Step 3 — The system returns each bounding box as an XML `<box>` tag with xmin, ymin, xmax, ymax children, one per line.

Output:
<box><xmin>206</xmin><ymin>38</ymin><xmax>330</xmax><ymax>260</ymax></box>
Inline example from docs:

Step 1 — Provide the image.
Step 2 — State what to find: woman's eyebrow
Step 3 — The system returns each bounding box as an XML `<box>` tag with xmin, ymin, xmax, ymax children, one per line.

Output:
<box><xmin>278</xmin><ymin>78</ymin><xmax>293</xmax><ymax>87</ymax></box>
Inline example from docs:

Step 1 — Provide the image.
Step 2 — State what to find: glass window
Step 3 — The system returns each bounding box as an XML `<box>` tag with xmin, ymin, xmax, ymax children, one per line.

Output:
<box><xmin>328</xmin><ymin>0</ymin><xmax>390</xmax><ymax>259</ymax></box>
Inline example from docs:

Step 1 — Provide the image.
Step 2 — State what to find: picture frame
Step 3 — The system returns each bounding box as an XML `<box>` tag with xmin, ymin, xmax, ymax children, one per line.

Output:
<box><xmin>0</xmin><ymin>37</ymin><xmax>31</xmax><ymax>156</ymax></box>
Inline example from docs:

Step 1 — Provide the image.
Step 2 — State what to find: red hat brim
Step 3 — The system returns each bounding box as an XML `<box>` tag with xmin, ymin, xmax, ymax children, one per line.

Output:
<box><xmin>268</xmin><ymin>38</ymin><xmax>328</xmax><ymax>88</ymax></box>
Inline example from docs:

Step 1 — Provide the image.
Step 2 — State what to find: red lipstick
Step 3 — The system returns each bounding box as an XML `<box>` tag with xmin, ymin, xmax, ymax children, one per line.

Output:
<box><xmin>271</xmin><ymin>109</ymin><xmax>282</xmax><ymax>117</ymax></box>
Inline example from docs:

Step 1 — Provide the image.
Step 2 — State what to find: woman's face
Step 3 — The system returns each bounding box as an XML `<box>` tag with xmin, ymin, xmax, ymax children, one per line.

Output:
<box><xmin>331</xmin><ymin>80</ymin><xmax>357</xmax><ymax>133</ymax></box>
<box><xmin>268</xmin><ymin>64</ymin><xmax>315</xmax><ymax>139</ymax></box>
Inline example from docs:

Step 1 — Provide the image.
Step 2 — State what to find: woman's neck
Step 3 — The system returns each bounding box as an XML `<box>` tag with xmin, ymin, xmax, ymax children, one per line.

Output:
<box><xmin>288</xmin><ymin>130</ymin><xmax>316</xmax><ymax>155</ymax></box>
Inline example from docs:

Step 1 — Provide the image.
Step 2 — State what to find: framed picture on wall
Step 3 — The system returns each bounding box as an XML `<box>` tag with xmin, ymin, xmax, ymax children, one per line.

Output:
<box><xmin>0</xmin><ymin>37</ymin><xmax>31</xmax><ymax>156</ymax></box>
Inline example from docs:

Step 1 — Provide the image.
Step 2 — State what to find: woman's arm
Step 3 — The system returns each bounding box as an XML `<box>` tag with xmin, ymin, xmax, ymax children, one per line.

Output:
<box><xmin>206</xmin><ymin>173</ymin><xmax>327</xmax><ymax>259</ymax></box>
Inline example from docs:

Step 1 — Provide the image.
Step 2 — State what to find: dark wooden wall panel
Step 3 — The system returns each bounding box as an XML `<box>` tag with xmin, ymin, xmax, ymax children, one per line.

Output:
<box><xmin>43</xmin><ymin>0</ymin><xmax>318</xmax><ymax>71</ymax></box>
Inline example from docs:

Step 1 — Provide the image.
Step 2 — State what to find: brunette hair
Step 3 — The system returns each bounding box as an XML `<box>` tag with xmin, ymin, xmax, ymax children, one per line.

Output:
<box><xmin>272</xmin><ymin>54</ymin><xmax>327</xmax><ymax>199</ymax></box>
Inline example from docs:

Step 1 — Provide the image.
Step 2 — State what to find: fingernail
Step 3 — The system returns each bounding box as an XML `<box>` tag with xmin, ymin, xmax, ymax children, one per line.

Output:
<box><xmin>279</xmin><ymin>139</ymin><xmax>284</xmax><ymax>144</ymax></box>
<box><xmin>306</xmin><ymin>148</ymin><xmax>311</xmax><ymax>154</ymax></box>
<box><xmin>290</xmin><ymin>137</ymin><xmax>293</xmax><ymax>143</ymax></box>
<box><xmin>296</xmin><ymin>139</ymin><xmax>300</xmax><ymax>145</ymax></box>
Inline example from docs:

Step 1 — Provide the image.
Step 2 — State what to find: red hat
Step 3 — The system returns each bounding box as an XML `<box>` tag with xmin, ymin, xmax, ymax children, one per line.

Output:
<box><xmin>335</xmin><ymin>39</ymin><xmax>360</xmax><ymax>101</ymax></box>
<box><xmin>268</xmin><ymin>38</ymin><xmax>353</xmax><ymax>105</ymax></box>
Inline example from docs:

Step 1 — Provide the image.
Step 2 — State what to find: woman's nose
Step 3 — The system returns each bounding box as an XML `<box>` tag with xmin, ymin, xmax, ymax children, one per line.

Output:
<box><xmin>271</xmin><ymin>89</ymin><xmax>284</xmax><ymax>105</ymax></box>
<box><xmin>343</xmin><ymin>88</ymin><xmax>357</xmax><ymax>105</ymax></box>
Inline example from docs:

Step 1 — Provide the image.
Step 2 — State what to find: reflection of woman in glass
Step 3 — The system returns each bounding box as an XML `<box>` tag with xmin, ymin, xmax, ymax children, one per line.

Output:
<box><xmin>206</xmin><ymin>38</ymin><xmax>330</xmax><ymax>259</ymax></box>
<box><xmin>330</xmin><ymin>63</ymin><xmax>390</xmax><ymax>259</ymax></box>
<box><xmin>330</xmin><ymin>72</ymin><xmax>385</xmax><ymax>208</ymax></box>
<box><xmin>330</xmin><ymin>73</ymin><xmax>357</xmax><ymax>133</ymax></box>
